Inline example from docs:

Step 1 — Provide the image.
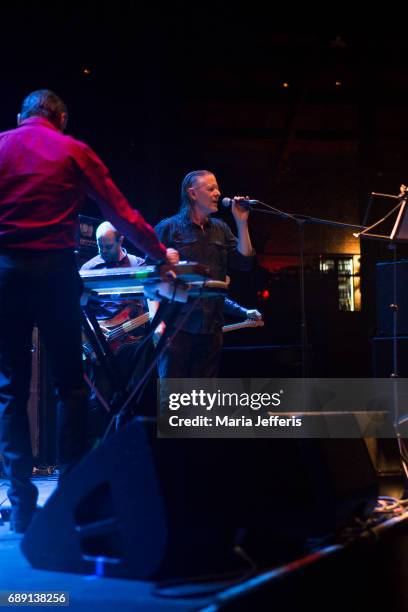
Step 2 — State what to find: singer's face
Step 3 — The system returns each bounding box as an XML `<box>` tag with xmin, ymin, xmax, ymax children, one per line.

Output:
<box><xmin>189</xmin><ymin>173</ymin><xmax>220</xmax><ymax>216</ymax></box>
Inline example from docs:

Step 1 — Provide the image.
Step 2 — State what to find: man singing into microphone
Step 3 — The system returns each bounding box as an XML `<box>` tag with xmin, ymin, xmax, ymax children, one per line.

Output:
<box><xmin>152</xmin><ymin>169</ymin><xmax>255</xmax><ymax>378</ymax></box>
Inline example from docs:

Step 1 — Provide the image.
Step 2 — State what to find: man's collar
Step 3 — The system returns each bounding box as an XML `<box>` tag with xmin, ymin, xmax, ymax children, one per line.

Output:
<box><xmin>188</xmin><ymin>216</ymin><xmax>213</xmax><ymax>229</ymax></box>
<box><xmin>118</xmin><ymin>247</ymin><xmax>128</xmax><ymax>261</ymax></box>
<box><xmin>19</xmin><ymin>116</ymin><xmax>60</xmax><ymax>132</ymax></box>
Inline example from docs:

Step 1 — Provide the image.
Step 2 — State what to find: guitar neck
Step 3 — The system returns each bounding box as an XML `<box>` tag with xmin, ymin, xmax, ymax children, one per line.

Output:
<box><xmin>114</xmin><ymin>312</ymin><xmax>150</xmax><ymax>336</ymax></box>
<box><xmin>222</xmin><ymin>320</ymin><xmax>264</xmax><ymax>333</ymax></box>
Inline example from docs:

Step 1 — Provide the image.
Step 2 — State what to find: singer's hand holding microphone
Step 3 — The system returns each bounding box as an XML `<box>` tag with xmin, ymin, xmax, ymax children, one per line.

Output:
<box><xmin>222</xmin><ymin>196</ymin><xmax>259</xmax><ymax>223</ymax></box>
<box><xmin>221</xmin><ymin>197</ymin><xmax>259</xmax><ymax>208</ymax></box>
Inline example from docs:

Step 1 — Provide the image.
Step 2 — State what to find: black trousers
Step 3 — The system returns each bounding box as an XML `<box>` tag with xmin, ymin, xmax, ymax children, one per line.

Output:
<box><xmin>158</xmin><ymin>329</ymin><xmax>223</xmax><ymax>378</ymax></box>
<box><xmin>0</xmin><ymin>250</ymin><xmax>88</xmax><ymax>527</ymax></box>
<box><xmin>157</xmin><ymin>330</ymin><xmax>223</xmax><ymax>415</ymax></box>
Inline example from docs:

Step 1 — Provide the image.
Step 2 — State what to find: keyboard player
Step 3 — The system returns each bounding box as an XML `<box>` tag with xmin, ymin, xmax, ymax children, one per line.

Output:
<box><xmin>80</xmin><ymin>221</ymin><xmax>169</xmax><ymax>438</ymax></box>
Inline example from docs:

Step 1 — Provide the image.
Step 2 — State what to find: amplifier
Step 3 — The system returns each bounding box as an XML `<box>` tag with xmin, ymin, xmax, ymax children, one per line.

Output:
<box><xmin>371</xmin><ymin>336</ymin><xmax>408</xmax><ymax>377</ymax></box>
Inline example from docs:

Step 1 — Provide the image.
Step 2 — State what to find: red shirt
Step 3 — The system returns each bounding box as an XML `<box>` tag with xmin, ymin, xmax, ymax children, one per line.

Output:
<box><xmin>0</xmin><ymin>117</ymin><xmax>166</xmax><ymax>261</ymax></box>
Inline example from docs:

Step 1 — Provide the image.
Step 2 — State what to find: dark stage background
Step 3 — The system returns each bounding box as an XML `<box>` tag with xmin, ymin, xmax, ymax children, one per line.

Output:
<box><xmin>3</xmin><ymin>6</ymin><xmax>408</xmax><ymax>377</ymax></box>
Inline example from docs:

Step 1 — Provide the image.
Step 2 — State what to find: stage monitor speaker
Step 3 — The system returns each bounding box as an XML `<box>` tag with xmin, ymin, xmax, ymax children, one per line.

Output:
<box><xmin>21</xmin><ymin>419</ymin><xmax>379</xmax><ymax>580</ymax></box>
<box><xmin>365</xmin><ymin>437</ymin><xmax>406</xmax><ymax>499</ymax></box>
<box><xmin>376</xmin><ymin>260</ymin><xmax>408</xmax><ymax>335</ymax></box>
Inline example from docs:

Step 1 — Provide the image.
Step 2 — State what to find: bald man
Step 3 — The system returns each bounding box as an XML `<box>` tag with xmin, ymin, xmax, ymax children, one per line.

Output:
<box><xmin>81</xmin><ymin>222</ymin><xmax>151</xmax><ymax>439</ymax></box>
<box><xmin>81</xmin><ymin>221</ymin><xmax>145</xmax><ymax>269</ymax></box>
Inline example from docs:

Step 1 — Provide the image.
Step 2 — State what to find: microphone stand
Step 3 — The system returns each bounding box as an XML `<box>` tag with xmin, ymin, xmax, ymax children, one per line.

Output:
<box><xmin>356</xmin><ymin>189</ymin><xmax>408</xmax><ymax>435</ymax></box>
<box><xmin>249</xmin><ymin>200</ymin><xmax>366</xmax><ymax>378</ymax></box>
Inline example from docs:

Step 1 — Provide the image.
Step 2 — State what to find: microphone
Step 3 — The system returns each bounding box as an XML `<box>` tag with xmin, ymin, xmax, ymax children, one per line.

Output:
<box><xmin>221</xmin><ymin>197</ymin><xmax>259</xmax><ymax>208</ymax></box>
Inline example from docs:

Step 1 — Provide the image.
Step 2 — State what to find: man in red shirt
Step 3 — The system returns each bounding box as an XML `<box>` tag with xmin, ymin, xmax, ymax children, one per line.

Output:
<box><xmin>0</xmin><ymin>89</ymin><xmax>178</xmax><ymax>533</ymax></box>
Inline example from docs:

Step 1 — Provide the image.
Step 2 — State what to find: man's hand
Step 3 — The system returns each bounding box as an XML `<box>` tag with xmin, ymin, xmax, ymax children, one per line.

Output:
<box><xmin>153</xmin><ymin>321</ymin><xmax>166</xmax><ymax>347</ymax></box>
<box><xmin>166</xmin><ymin>248</ymin><xmax>179</xmax><ymax>265</ymax></box>
<box><xmin>231</xmin><ymin>197</ymin><xmax>250</xmax><ymax>224</ymax></box>
<box><xmin>245</xmin><ymin>309</ymin><xmax>262</xmax><ymax>320</ymax></box>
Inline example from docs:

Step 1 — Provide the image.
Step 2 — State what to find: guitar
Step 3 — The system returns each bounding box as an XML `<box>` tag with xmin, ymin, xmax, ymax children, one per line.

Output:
<box><xmin>222</xmin><ymin>319</ymin><xmax>264</xmax><ymax>333</ymax></box>
<box><xmin>83</xmin><ymin>309</ymin><xmax>150</xmax><ymax>361</ymax></box>
<box><xmin>84</xmin><ymin>314</ymin><xmax>264</xmax><ymax>360</ymax></box>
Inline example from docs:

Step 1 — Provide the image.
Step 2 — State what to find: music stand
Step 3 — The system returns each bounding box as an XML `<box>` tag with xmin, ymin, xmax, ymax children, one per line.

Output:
<box><xmin>357</xmin><ymin>189</ymin><xmax>408</xmax><ymax>242</ymax></box>
<box><xmin>391</xmin><ymin>192</ymin><xmax>408</xmax><ymax>242</ymax></box>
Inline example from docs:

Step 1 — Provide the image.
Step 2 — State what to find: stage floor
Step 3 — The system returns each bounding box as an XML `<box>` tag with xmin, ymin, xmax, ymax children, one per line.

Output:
<box><xmin>0</xmin><ymin>522</ymin><xmax>211</xmax><ymax>611</ymax></box>
<box><xmin>1</xmin><ymin>475</ymin><xmax>212</xmax><ymax>609</ymax></box>
<box><xmin>1</xmin><ymin>474</ymin><xmax>408</xmax><ymax>611</ymax></box>
<box><xmin>0</xmin><ymin>473</ymin><xmax>58</xmax><ymax>513</ymax></box>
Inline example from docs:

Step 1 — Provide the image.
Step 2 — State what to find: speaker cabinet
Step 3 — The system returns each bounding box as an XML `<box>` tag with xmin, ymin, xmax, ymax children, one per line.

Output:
<box><xmin>27</xmin><ymin>327</ymin><xmax>41</xmax><ymax>458</ymax></box>
<box><xmin>27</xmin><ymin>328</ymin><xmax>57</xmax><ymax>466</ymax></box>
<box><xmin>372</xmin><ymin>336</ymin><xmax>408</xmax><ymax>377</ymax></box>
<box><xmin>22</xmin><ymin>419</ymin><xmax>379</xmax><ymax>580</ymax></box>
<box><xmin>376</xmin><ymin>260</ymin><xmax>408</xmax><ymax>336</ymax></box>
